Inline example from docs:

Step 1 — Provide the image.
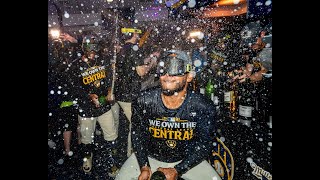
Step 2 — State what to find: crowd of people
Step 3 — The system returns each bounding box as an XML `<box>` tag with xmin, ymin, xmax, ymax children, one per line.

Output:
<box><xmin>48</xmin><ymin>17</ymin><xmax>272</xmax><ymax>180</ymax></box>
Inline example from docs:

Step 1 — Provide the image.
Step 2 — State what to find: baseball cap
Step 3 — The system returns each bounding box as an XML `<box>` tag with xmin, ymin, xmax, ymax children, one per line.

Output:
<box><xmin>157</xmin><ymin>49</ymin><xmax>192</xmax><ymax>76</ymax></box>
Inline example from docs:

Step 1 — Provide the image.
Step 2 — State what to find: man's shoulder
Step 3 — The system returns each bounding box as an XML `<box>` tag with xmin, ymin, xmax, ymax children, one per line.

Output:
<box><xmin>131</xmin><ymin>89</ymin><xmax>160</xmax><ymax>111</ymax></box>
<box><xmin>134</xmin><ymin>88</ymin><xmax>160</xmax><ymax>104</ymax></box>
<box><xmin>189</xmin><ymin>92</ymin><xmax>215</xmax><ymax>108</ymax></box>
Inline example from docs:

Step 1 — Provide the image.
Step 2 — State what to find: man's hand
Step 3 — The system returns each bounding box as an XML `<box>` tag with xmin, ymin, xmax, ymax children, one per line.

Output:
<box><xmin>232</xmin><ymin>64</ymin><xmax>253</xmax><ymax>83</ymax></box>
<box><xmin>107</xmin><ymin>87</ymin><xmax>115</xmax><ymax>105</ymax></box>
<box><xmin>106</xmin><ymin>92</ymin><xmax>115</xmax><ymax>102</ymax></box>
<box><xmin>60</xmin><ymin>33</ymin><xmax>78</xmax><ymax>43</ymax></box>
<box><xmin>138</xmin><ymin>166</ymin><xmax>152</xmax><ymax>180</ymax></box>
<box><xmin>157</xmin><ymin>167</ymin><xmax>178</xmax><ymax>180</ymax></box>
<box><xmin>89</xmin><ymin>94</ymin><xmax>100</xmax><ymax>108</ymax></box>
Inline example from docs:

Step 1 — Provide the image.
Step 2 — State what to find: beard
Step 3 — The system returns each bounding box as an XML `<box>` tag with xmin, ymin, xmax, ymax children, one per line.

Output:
<box><xmin>161</xmin><ymin>79</ymin><xmax>187</xmax><ymax>96</ymax></box>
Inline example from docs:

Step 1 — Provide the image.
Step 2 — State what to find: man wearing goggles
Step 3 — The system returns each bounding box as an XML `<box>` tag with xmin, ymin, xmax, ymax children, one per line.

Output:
<box><xmin>115</xmin><ymin>49</ymin><xmax>221</xmax><ymax>180</ymax></box>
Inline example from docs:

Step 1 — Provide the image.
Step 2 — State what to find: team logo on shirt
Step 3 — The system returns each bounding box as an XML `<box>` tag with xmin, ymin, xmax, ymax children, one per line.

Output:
<box><xmin>93</xmin><ymin>80</ymin><xmax>101</xmax><ymax>88</ymax></box>
<box><xmin>166</xmin><ymin>140</ymin><xmax>176</xmax><ymax>149</ymax></box>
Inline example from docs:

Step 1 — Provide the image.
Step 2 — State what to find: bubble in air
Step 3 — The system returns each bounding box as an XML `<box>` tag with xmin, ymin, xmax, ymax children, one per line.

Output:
<box><xmin>132</xmin><ymin>45</ymin><xmax>139</xmax><ymax>51</ymax></box>
<box><xmin>57</xmin><ymin>159</ymin><xmax>64</xmax><ymax>164</ymax></box>
<box><xmin>219</xmin><ymin>137</ymin><xmax>225</xmax><ymax>142</ymax></box>
<box><xmin>265</xmin><ymin>0</ymin><xmax>272</xmax><ymax>6</ymax></box>
<box><xmin>68</xmin><ymin>151</ymin><xmax>73</xmax><ymax>156</ymax></box>
<box><xmin>246</xmin><ymin>157</ymin><xmax>253</xmax><ymax>163</ymax></box>
<box><xmin>64</xmin><ymin>12</ymin><xmax>70</xmax><ymax>18</ymax></box>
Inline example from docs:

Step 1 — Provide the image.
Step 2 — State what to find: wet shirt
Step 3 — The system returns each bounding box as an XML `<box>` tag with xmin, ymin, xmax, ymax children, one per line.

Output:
<box><xmin>132</xmin><ymin>89</ymin><xmax>217</xmax><ymax>175</ymax></box>
<box><xmin>48</xmin><ymin>45</ymin><xmax>78</xmax><ymax>115</ymax></box>
<box><xmin>115</xmin><ymin>43</ymin><xmax>142</xmax><ymax>102</ymax></box>
<box><xmin>71</xmin><ymin>55</ymin><xmax>113</xmax><ymax>117</ymax></box>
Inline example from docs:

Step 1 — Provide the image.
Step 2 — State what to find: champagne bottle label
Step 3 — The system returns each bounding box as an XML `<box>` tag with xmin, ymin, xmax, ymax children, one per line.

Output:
<box><xmin>224</xmin><ymin>91</ymin><xmax>233</xmax><ymax>103</ymax></box>
<box><xmin>200</xmin><ymin>88</ymin><xmax>205</xmax><ymax>94</ymax></box>
<box><xmin>239</xmin><ymin>105</ymin><xmax>253</xmax><ymax>117</ymax></box>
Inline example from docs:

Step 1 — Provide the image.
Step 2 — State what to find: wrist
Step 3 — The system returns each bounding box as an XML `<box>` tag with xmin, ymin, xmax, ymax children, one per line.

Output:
<box><xmin>173</xmin><ymin>166</ymin><xmax>182</xmax><ymax>177</ymax></box>
<box><xmin>141</xmin><ymin>165</ymin><xmax>151</xmax><ymax>172</ymax></box>
<box><xmin>173</xmin><ymin>168</ymin><xmax>179</xmax><ymax>178</ymax></box>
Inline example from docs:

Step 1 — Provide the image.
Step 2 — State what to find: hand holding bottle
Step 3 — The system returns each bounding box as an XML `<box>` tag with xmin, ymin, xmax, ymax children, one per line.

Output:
<box><xmin>89</xmin><ymin>94</ymin><xmax>100</xmax><ymax>108</ymax></box>
<box><xmin>157</xmin><ymin>167</ymin><xmax>178</xmax><ymax>180</ymax></box>
<box><xmin>232</xmin><ymin>64</ymin><xmax>253</xmax><ymax>83</ymax></box>
<box><xmin>107</xmin><ymin>87</ymin><xmax>115</xmax><ymax>105</ymax></box>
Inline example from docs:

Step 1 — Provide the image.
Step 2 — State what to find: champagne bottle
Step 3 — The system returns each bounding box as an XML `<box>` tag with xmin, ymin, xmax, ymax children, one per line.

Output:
<box><xmin>197</xmin><ymin>64</ymin><xmax>214</xmax><ymax>95</ymax></box>
<box><xmin>223</xmin><ymin>78</ymin><xmax>238</xmax><ymax>120</ymax></box>
<box><xmin>198</xmin><ymin>78</ymin><xmax>205</xmax><ymax>95</ymax></box>
<box><xmin>205</xmin><ymin>79</ymin><xmax>214</xmax><ymax>100</ymax></box>
<box><xmin>192</xmin><ymin>76</ymin><xmax>199</xmax><ymax>93</ymax></box>
<box><xmin>150</xmin><ymin>171</ymin><xmax>185</xmax><ymax>180</ymax></box>
<box><xmin>150</xmin><ymin>171</ymin><xmax>166</xmax><ymax>180</ymax></box>
<box><xmin>229</xmin><ymin>81</ymin><xmax>238</xmax><ymax>120</ymax></box>
<box><xmin>238</xmin><ymin>81</ymin><xmax>254</xmax><ymax>126</ymax></box>
<box><xmin>205</xmin><ymin>78</ymin><xmax>219</xmax><ymax>105</ymax></box>
<box><xmin>259</xmin><ymin>74</ymin><xmax>272</xmax><ymax>125</ymax></box>
<box><xmin>98</xmin><ymin>95</ymin><xmax>107</xmax><ymax>105</ymax></box>
<box><xmin>214</xmin><ymin>70</ymin><xmax>224</xmax><ymax>118</ymax></box>
<box><xmin>197</xmin><ymin>69</ymin><xmax>208</xmax><ymax>95</ymax></box>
